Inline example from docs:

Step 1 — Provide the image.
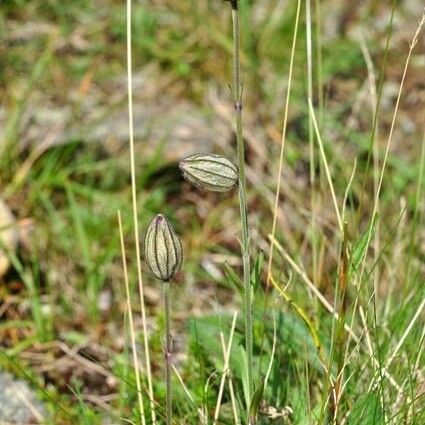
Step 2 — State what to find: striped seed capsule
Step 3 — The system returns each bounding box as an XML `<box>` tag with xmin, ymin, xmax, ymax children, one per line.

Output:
<box><xmin>179</xmin><ymin>154</ymin><xmax>238</xmax><ymax>193</ymax></box>
<box><xmin>144</xmin><ymin>214</ymin><xmax>183</xmax><ymax>282</ymax></box>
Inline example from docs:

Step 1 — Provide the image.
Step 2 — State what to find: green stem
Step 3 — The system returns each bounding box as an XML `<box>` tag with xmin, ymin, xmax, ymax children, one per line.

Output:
<box><xmin>163</xmin><ymin>281</ymin><xmax>172</xmax><ymax>425</ymax></box>
<box><xmin>230</xmin><ymin>0</ymin><xmax>253</xmax><ymax>407</ymax></box>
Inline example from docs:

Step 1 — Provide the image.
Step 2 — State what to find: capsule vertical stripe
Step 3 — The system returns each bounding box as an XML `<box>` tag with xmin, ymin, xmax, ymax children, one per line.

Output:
<box><xmin>144</xmin><ymin>214</ymin><xmax>183</xmax><ymax>281</ymax></box>
<box><xmin>179</xmin><ymin>154</ymin><xmax>238</xmax><ymax>192</ymax></box>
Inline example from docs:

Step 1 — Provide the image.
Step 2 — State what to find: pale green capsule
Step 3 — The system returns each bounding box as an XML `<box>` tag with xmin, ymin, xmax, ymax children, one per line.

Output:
<box><xmin>144</xmin><ymin>214</ymin><xmax>183</xmax><ymax>282</ymax></box>
<box><xmin>179</xmin><ymin>154</ymin><xmax>238</xmax><ymax>193</ymax></box>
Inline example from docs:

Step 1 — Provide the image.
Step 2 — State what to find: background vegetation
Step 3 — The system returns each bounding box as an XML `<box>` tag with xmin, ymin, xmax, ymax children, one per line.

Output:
<box><xmin>0</xmin><ymin>0</ymin><xmax>424</xmax><ymax>423</ymax></box>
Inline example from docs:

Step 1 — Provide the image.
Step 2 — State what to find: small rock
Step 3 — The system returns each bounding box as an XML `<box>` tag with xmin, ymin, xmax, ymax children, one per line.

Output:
<box><xmin>0</xmin><ymin>372</ymin><xmax>46</xmax><ymax>423</ymax></box>
<box><xmin>3</xmin><ymin>68</ymin><xmax>228</xmax><ymax>163</ymax></box>
<box><xmin>0</xmin><ymin>197</ymin><xmax>18</xmax><ymax>278</ymax></box>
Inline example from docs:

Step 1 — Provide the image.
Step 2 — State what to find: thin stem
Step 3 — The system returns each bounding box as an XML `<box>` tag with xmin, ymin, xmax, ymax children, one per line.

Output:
<box><xmin>269</xmin><ymin>235</ymin><xmax>403</xmax><ymax>394</ymax></box>
<box><xmin>258</xmin><ymin>0</ymin><xmax>302</xmax><ymax>387</ymax></box>
<box><xmin>230</xmin><ymin>0</ymin><xmax>253</xmax><ymax>405</ymax></box>
<box><xmin>314</xmin><ymin>0</ymin><xmax>324</xmax><ymax>121</ymax></box>
<box><xmin>163</xmin><ymin>281</ymin><xmax>172</xmax><ymax>425</ymax></box>
<box><xmin>172</xmin><ymin>364</ymin><xmax>207</xmax><ymax>423</ymax></box>
<box><xmin>265</xmin><ymin>0</ymin><xmax>302</xmax><ymax>286</ymax></box>
<box><xmin>213</xmin><ymin>312</ymin><xmax>238</xmax><ymax>425</ymax></box>
<box><xmin>308</xmin><ymin>100</ymin><xmax>343</xmax><ymax>233</ymax></box>
<box><xmin>118</xmin><ymin>211</ymin><xmax>145</xmax><ymax>425</ymax></box>
<box><xmin>126</xmin><ymin>0</ymin><xmax>156</xmax><ymax>423</ymax></box>
<box><xmin>306</xmin><ymin>0</ymin><xmax>318</xmax><ymax>285</ymax></box>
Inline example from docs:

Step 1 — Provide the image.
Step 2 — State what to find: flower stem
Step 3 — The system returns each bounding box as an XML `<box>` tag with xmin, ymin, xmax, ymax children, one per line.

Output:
<box><xmin>163</xmin><ymin>281</ymin><xmax>172</xmax><ymax>425</ymax></box>
<box><xmin>230</xmin><ymin>0</ymin><xmax>253</xmax><ymax>407</ymax></box>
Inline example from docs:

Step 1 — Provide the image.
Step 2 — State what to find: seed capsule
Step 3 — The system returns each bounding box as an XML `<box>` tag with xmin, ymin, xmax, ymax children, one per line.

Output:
<box><xmin>179</xmin><ymin>154</ymin><xmax>238</xmax><ymax>193</ymax></box>
<box><xmin>144</xmin><ymin>214</ymin><xmax>183</xmax><ymax>282</ymax></box>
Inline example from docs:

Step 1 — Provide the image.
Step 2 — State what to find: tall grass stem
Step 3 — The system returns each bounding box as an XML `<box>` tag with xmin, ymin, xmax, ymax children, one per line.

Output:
<box><xmin>229</xmin><ymin>0</ymin><xmax>253</xmax><ymax>404</ymax></box>
<box><xmin>118</xmin><ymin>211</ymin><xmax>145</xmax><ymax>425</ymax></box>
<box><xmin>269</xmin><ymin>235</ymin><xmax>403</xmax><ymax>393</ymax></box>
<box><xmin>358</xmin><ymin>12</ymin><xmax>424</xmax><ymax>282</ymax></box>
<box><xmin>213</xmin><ymin>312</ymin><xmax>238</xmax><ymax>425</ymax></box>
<box><xmin>163</xmin><ymin>281</ymin><xmax>172</xmax><ymax>425</ymax></box>
<box><xmin>308</xmin><ymin>100</ymin><xmax>343</xmax><ymax>233</ymax></box>
<box><xmin>306</xmin><ymin>0</ymin><xmax>318</xmax><ymax>284</ymax></box>
<box><xmin>126</xmin><ymin>0</ymin><xmax>156</xmax><ymax>422</ymax></box>
<box><xmin>265</xmin><ymin>0</ymin><xmax>302</xmax><ymax>286</ymax></box>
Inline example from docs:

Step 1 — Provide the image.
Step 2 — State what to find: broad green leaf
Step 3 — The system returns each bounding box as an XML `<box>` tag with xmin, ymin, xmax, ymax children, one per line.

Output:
<box><xmin>249</xmin><ymin>377</ymin><xmax>265</xmax><ymax>424</ymax></box>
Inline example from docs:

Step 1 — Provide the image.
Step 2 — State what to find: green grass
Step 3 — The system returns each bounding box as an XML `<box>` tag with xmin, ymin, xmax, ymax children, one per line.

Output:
<box><xmin>1</xmin><ymin>0</ymin><xmax>424</xmax><ymax>424</ymax></box>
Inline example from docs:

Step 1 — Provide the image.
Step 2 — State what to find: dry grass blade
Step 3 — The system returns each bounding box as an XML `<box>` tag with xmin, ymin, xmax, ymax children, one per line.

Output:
<box><xmin>269</xmin><ymin>275</ymin><xmax>332</xmax><ymax>385</ymax></box>
<box><xmin>308</xmin><ymin>100</ymin><xmax>343</xmax><ymax>233</ymax></box>
<box><xmin>357</xmin><ymin>11</ymin><xmax>425</xmax><ymax>282</ymax></box>
<box><xmin>228</xmin><ymin>375</ymin><xmax>240</xmax><ymax>425</ymax></box>
<box><xmin>369</xmin><ymin>296</ymin><xmax>425</xmax><ymax>392</ymax></box>
<box><xmin>266</xmin><ymin>0</ymin><xmax>302</xmax><ymax>287</ymax></box>
<box><xmin>268</xmin><ymin>235</ymin><xmax>404</xmax><ymax>394</ymax></box>
<box><xmin>172</xmin><ymin>364</ymin><xmax>206</xmax><ymax>424</ymax></box>
<box><xmin>305</xmin><ymin>0</ymin><xmax>319</xmax><ymax>284</ymax></box>
<box><xmin>126</xmin><ymin>0</ymin><xmax>156</xmax><ymax>422</ymax></box>
<box><xmin>348</xmin><ymin>10</ymin><xmax>425</xmax><ymax>402</ymax></box>
<box><xmin>213</xmin><ymin>311</ymin><xmax>238</xmax><ymax>425</ymax></box>
<box><xmin>118</xmin><ymin>210</ymin><xmax>145</xmax><ymax>425</ymax></box>
<box><xmin>359</xmin><ymin>32</ymin><xmax>381</xmax><ymax>302</ymax></box>
<box><xmin>263</xmin><ymin>308</ymin><xmax>277</xmax><ymax>390</ymax></box>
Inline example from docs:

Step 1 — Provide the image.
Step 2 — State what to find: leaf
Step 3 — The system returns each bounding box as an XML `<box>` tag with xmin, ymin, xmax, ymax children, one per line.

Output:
<box><xmin>251</xmin><ymin>252</ymin><xmax>264</xmax><ymax>294</ymax></box>
<box><xmin>347</xmin><ymin>393</ymin><xmax>384</xmax><ymax>425</ymax></box>
<box><xmin>223</xmin><ymin>262</ymin><xmax>243</xmax><ymax>293</ymax></box>
<box><xmin>349</xmin><ymin>215</ymin><xmax>378</xmax><ymax>276</ymax></box>
<box><xmin>238</xmin><ymin>345</ymin><xmax>250</xmax><ymax>412</ymax></box>
<box><xmin>222</xmin><ymin>253</ymin><xmax>264</xmax><ymax>295</ymax></box>
<box><xmin>249</xmin><ymin>377</ymin><xmax>265</xmax><ymax>425</ymax></box>
<box><xmin>188</xmin><ymin>313</ymin><xmax>241</xmax><ymax>371</ymax></box>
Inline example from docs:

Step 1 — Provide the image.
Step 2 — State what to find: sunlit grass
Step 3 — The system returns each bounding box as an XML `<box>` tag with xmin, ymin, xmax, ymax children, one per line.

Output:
<box><xmin>0</xmin><ymin>1</ymin><xmax>424</xmax><ymax>424</ymax></box>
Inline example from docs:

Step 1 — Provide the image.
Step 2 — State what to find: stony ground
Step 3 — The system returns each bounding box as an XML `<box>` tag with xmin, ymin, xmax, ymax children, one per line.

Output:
<box><xmin>1</xmin><ymin>0</ymin><xmax>424</xmax><ymax>423</ymax></box>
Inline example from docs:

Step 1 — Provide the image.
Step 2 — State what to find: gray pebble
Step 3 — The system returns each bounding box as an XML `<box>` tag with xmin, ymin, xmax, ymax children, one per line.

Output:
<box><xmin>0</xmin><ymin>372</ymin><xmax>46</xmax><ymax>424</ymax></box>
